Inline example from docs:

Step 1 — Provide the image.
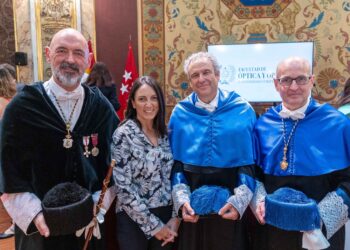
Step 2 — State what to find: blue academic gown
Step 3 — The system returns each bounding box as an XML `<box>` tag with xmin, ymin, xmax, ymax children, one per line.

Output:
<box><xmin>169</xmin><ymin>89</ymin><xmax>256</xmax><ymax>250</ymax></box>
<box><xmin>252</xmin><ymin>99</ymin><xmax>350</xmax><ymax>250</ymax></box>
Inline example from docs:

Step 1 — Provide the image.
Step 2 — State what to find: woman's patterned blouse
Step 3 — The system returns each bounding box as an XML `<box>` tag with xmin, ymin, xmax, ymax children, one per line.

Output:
<box><xmin>111</xmin><ymin>119</ymin><xmax>174</xmax><ymax>238</ymax></box>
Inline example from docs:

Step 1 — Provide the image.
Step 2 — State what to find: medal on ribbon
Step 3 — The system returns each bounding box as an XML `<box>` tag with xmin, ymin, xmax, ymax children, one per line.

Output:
<box><xmin>63</xmin><ymin>123</ymin><xmax>73</xmax><ymax>149</ymax></box>
<box><xmin>51</xmin><ymin>92</ymin><xmax>79</xmax><ymax>150</ymax></box>
<box><xmin>91</xmin><ymin>133</ymin><xmax>99</xmax><ymax>157</ymax></box>
<box><xmin>83</xmin><ymin>136</ymin><xmax>91</xmax><ymax>158</ymax></box>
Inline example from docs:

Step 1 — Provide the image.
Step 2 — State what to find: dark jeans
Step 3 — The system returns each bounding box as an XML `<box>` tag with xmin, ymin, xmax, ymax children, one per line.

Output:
<box><xmin>116</xmin><ymin>206</ymin><xmax>174</xmax><ymax>250</ymax></box>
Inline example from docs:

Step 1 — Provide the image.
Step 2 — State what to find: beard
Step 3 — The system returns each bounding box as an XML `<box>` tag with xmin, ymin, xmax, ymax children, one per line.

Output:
<box><xmin>52</xmin><ymin>61</ymin><xmax>83</xmax><ymax>88</ymax></box>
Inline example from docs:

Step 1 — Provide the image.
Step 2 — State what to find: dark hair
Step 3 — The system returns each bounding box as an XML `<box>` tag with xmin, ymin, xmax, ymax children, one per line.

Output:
<box><xmin>0</xmin><ymin>66</ymin><xmax>16</xmax><ymax>98</ymax></box>
<box><xmin>123</xmin><ymin>76</ymin><xmax>167</xmax><ymax>137</ymax></box>
<box><xmin>338</xmin><ymin>78</ymin><xmax>350</xmax><ymax>107</ymax></box>
<box><xmin>85</xmin><ymin>62</ymin><xmax>113</xmax><ymax>87</ymax></box>
<box><xmin>0</xmin><ymin>63</ymin><xmax>16</xmax><ymax>79</ymax></box>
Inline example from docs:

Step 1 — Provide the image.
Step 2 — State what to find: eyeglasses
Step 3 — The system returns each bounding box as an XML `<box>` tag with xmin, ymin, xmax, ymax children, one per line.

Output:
<box><xmin>276</xmin><ymin>75</ymin><xmax>311</xmax><ymax>86</ymax></box>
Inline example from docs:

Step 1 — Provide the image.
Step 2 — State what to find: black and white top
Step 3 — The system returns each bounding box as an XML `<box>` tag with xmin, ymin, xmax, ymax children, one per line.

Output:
<box><xmin>112</xmin><ymin>119</ymin><xmax>174</xmax><ymax>238</ymax></box>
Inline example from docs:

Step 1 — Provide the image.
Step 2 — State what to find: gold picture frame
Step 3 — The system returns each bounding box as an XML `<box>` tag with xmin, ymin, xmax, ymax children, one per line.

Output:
<box><xmin>34</xmin><ymin>0</ymin><xmax>77</xmax><ymax>81</ymax></box>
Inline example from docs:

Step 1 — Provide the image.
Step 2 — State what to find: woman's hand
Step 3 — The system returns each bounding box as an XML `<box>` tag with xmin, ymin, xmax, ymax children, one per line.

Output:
<box><xmin>166</xmin><ymin>217</ymin><xmax>181</xmax><ymax>233</ymax></box>
<box><xmin>160</xmin><ymin>217</ymin><xmax>181</xmax><ymax>246</ymax></box>
<box><xmin>154</xmin><ymin>224</ymin><xmax>178</xmax><ymax>246</ymax></box>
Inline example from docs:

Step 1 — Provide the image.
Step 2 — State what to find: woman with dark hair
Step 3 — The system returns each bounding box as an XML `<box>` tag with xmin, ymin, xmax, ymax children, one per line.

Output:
<box><xmin>0</xmin><ymin>64</ymin><xmax>17</xmax><ymax>239</ymax></box>
<box><xmin>338</xmin><ymin>78</ymin><xmax>350</xmax><ymax>117</ymax></box>
<box><xmin>1</xmin><ymin>63</ymin><xmax>26</xmax><ymax>92</ymax></box>
<box><xmin>85</xmin><ymin>62</ymin><xmax>120</xmax><ymax>111</ymax></box>
<box><xmin>0</xmin><ymin>65</ymin><xmax>17</xmax><ymax>118</ymax></box>
<box><xmin>111</xmin><ymin>76</ymin><xmax>179</xmax><ymax>250</ymax></box>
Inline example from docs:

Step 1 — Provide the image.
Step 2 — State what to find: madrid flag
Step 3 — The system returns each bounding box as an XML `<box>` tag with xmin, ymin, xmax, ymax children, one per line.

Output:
<box><xmin>117</xmin><ymin>42</ymin><xmax>138</xmax><ymax>120</ymax></box>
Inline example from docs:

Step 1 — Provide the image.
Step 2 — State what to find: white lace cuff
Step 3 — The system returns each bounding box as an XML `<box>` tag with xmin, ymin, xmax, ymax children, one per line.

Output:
<box><xmin>227</xmin><ymin>184</ymin><xmax>253</xmax><ymax>219</ymax></box>
<box><xmin>172</xmin><ymin>183</ymin><xmax>190</xmax><ymax>214</ymax></box>
<box><xmin>318</xmin><ymin>191</ymin><xmax>349</xmax><ymax>239</ymax></box>
<box><xmin>249</xmin><ymin>181</ymin><xmax>267</xmax><ymax>218</ymax></box>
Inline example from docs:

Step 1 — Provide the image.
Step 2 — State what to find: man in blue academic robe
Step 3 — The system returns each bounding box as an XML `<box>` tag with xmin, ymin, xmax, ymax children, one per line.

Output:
<box><xmin>169</xmin><ymin>52</ymin><xmax>256</xmax><ymax>250</ymax></box>
<box><xmin>251</xmin><ymin>56</ymin><xmax>350</xmax><ymax>250</ymax></box>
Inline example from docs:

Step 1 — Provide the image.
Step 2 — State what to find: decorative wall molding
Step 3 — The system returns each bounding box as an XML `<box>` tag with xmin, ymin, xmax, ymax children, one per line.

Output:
<box><xmin>140</xmin><ymin>0</ymin><xmax>350</xmax><ymax>112</ymax></box>
<box><xmin>0</xmin><ymin>0</ymin><xmax>15</xmax><ymax>66</ymax></box>
<box><xmin>14</xmin><ymin>0</ymin><xmax>95</xmax><ymax>83</ymax></box>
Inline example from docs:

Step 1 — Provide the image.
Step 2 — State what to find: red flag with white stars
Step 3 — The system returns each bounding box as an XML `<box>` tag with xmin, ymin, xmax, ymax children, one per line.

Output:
<box><xmin>117</xmin><ymin>41</ymin><xmax>138</xmax><ymax>120</ymax></box>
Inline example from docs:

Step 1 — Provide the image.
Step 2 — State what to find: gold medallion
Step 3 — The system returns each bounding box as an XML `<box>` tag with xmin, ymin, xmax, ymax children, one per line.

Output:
<box><xmin>63</xmin><ymin>136</ymin><xmax>73</xmax><ymax>149</ymax></box>
<box><xmin>280</xmin><ymin>120</ymin><xmax>299</xmax><ymax>171</ymax></box>
<box><xmin>52</xmin><ymin>93</ymin><xmax>79</xmax><ymax>150</ymax></box>
<box><xmin>280</xmin><ymin>160</ymin><xmax>288</xmax><ymax>170</ymax></box>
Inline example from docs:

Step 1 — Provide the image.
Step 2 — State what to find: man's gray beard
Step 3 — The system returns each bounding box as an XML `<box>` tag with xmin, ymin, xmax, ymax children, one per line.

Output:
<box><xmin>53</xmin><ymin>68</ymin><xmax>82</xmax><ymax>88</ymax></box>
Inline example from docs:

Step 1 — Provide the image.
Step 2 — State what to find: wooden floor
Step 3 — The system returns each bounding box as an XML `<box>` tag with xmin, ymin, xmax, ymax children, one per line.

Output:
<box><xmin>0</xmin><ymin>200</ymin><xmax>14</xmax><ymax>249</ymax></box>
<box><xmin>0</xmin><ymin>201</ymin><xmax>12</xmax><ymax>232</ymax></box>
<box><xmin>0</xmin><ymin>236</ymin><xmax>15</xmax><ymax>250</ymax></box>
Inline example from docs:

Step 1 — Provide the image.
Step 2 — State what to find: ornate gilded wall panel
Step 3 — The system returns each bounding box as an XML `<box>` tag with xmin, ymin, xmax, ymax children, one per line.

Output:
<box><xmin>0</xmin><ymin>0</ymin><xmax>15</xmax><ymax>65</ymax></box>
<box><xmin>14</xmin><ymin>0</ymin><xmax>33</xmax><ymax>83</ymax></box>
<box><xmin>35</xmin><ymin>0</ymin><xmax>77</xmax><ymax>81</ymax></box>
<box><xmin>141</xmin><ymin>0</ymin><xmax>350</xmax><ymax>109</ymax></box>
<box><xmin>140</xmin><ymin>0</ymin><xmax>165</xmax><ymax>87</ymax></box>
<box><xmin>221</xmin><ymin>0</ymin><xmax>292</xmax><ymax>19</ymax></box>
<box><xmin>13</xmin><ymin>0</ymin><xmax>95</xmax><ymax>83</ymax></box>
<box><xmin>81</xmin><ymin>0</ymin><xmax>96</xmax><ymax>57</ymax></box>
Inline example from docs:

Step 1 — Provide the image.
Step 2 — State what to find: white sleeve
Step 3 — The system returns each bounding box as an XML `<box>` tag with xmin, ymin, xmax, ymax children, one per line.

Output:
<box><xmin>249</xmin><ymin>180</ymin><xmax>267</xmax><ymax>218</ymax></box>
<box><xmin>1</xmin><ymin>192</ymin><xmax>42</xmax><ymax>234</ymax></box>
<box><xmin>227</xmin><ymin>184</ymin><xmax>253</xmax><ymax>218</ymax></box>
<box><xmin>92</xmin><ymin>185</ymin><xmax>117</xmax><ymax>211</ymax></box>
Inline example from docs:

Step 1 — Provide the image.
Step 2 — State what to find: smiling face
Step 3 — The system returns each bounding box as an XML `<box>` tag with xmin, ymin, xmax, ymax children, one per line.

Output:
<box><xmin>132</xmin><ymin>84</ymin><xmax>159</xmax><ymax>126</ymax></box>
<box><xmin>45</xmin><ymin>29</ymin><xmax>91</xmax><ymax>91</ymax></box>
<box><xmin>274</xmin><ymin>57</ymin><xmax>314</xmax><ymax>111</ymax></box>
<box><xmin>188</xmin><ymin>57</ymin><xmax>220</xmax><ymax>103</ymax></box>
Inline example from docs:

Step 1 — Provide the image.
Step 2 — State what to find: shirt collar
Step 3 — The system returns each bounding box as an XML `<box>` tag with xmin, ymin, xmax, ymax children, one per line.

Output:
<box><xmin>279</xmin><ymin>96</ymin><xmax>310</xmax><ymax>120</ymax></box>
<box><xmin>45</xmin><ymin>77</ymin><xmax>83</xmax><ymax>101</ymax></box>
<box><xmin>195</xmin><ymin>90</ymin><xmax>219</xmax><ymax>112</ymax></box>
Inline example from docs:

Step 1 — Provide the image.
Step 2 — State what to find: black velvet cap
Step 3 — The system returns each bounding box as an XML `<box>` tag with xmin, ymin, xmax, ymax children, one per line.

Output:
<box><xmin>42</xmin><ymin>182</ymin><xmax>94</xmax><ymax>236</ymax></box>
